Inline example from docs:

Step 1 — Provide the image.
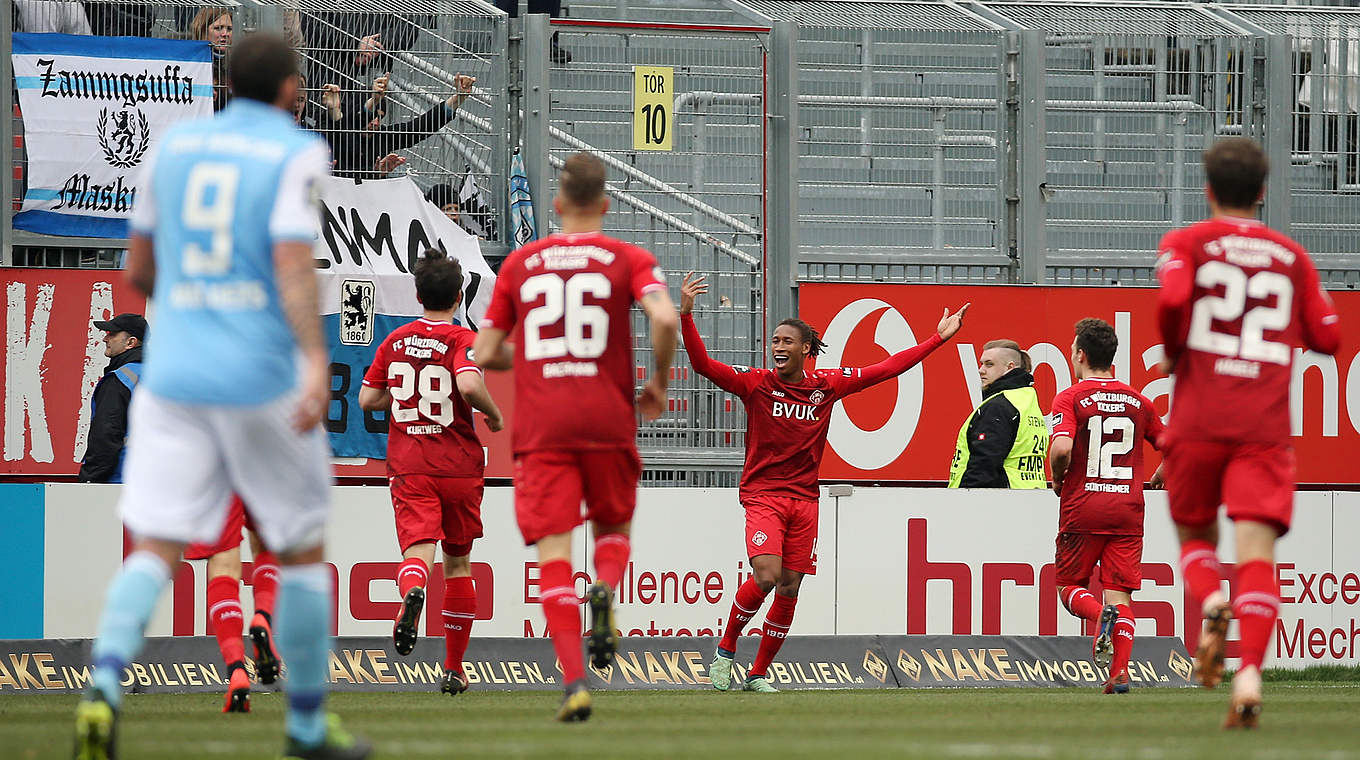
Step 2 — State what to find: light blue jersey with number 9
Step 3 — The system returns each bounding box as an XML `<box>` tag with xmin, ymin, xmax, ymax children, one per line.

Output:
<box><xmin>130</xmin><ymin>99</ymin><xmax>331</xmax><ymax>405</ymax></box>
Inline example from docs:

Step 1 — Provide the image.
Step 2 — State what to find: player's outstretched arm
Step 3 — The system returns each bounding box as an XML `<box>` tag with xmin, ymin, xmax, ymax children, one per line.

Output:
<box><xmin>846</xmin><ymin>302</ymin><xmax>969</xmax><ymax>393</ymax></box>
<box><xmin>457</xmin><ymin>370</ymin><xmax>504</xmax><ymax>432</ymax></box>
<box><xmin>125</xmin><ymin>234</ymin><xmax>156</xmax><ymax>297</ymax></box>
<box><xmin>637</xmin><ymin>289</ymin><xmax>679</xmax><ymax>421</ymax></box>
<box><xmin>1299</xmin><ymin>256</ymin><xmax>1342</xmax><ymax>356</ymax></box>
<box><xmin>677</xmin><ymin>274</ymin><xmax>755</xmax><ymax>396</ymax></box>
<box><xmin>275</xmin><ymin>240</ymin><xmax>329</xmax><ymax>431</ymax></box>
<box><xmin>1154</xmin><ymin>240</ymin><xmax>1193</xmax><ymax>365</ymax></box>
<box><xmin>472</xmin><ymin>328</ymin><xmax>512</xmax><ymax>371</ymax></box>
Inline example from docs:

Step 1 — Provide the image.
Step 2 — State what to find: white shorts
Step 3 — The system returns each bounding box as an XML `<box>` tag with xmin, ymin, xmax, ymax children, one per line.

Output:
<box><xmin>119</xmin><ymin>387</ymin><xmax>333</xmax><ymax>554</ymax></box>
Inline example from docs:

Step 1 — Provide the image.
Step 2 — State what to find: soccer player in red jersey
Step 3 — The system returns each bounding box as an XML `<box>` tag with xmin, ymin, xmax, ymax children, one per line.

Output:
<box><xmin>183</xmin><ymin>497</ymin><xmax>283</xmax><ymax>713</ymax></box>
<box><xmin>1048</xmin><ymin>318</ymin><xmax>1164</xmax><ymax>695</ymax></box>
<box><xmin>472</xmin><ymin>152</ymin><xmax>679</xmax><ymax>721</ymax></box>
<box><xmin>680</xmin><ymin>273</ymin><xmax>969</xmax><ymax>693</ymax></box>
<box><xmin>1156</xmin><ymin>138</ymin><xmax>1341</xmax><ymax>727</ymax></box>
<box><xmin>359</xmin><ymin>250</ymin><xmax>504</xmax><ymax>696</ymax></box>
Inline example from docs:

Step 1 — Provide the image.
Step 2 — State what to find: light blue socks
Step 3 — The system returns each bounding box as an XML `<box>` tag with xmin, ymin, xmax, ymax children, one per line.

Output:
<box><xmin>89</xmin><ymin>551</ymin><xmax>171</xmax><ymax>707</ymax></box>
<box><xmin>275</xmin><ymin>563</ymin><xmax>334</xmax><ymax>746</ymax></box>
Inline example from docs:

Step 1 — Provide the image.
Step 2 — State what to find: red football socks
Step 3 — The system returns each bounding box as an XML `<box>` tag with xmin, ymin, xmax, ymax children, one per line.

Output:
<box><xmin>747</xmin><ymin>592</ymin><xmax>797</xmax><ymax>678</ymax></box>
<box><xmin>1233</xmin><ymin>559</ymin><xmax>1280</xmax><ymax>671</ymax></box>
<box><xmin>1110</xmin><ymin>604</ymin><xmax>1135</xmax><ymax>676</ymax></box>
<box><xmin>397</xmin><ymin>557</ymin><xmax>429</xmax><ymax>599</ymax></box>
<box><xmin>718</xmin><ymin>578</ymin><xmax>769</xmax><ymax>654</ymax></box>
<box><xmin>539</xmin><ymin>559</ymin><xmax>585</xmax><ymax>683</ymax></box>
<box><xmin>206</xmin><ymin>575</ymin><xmax>245</xmax><ymax>666</ymax></box>
<box><xmin>250</xmin><ymin>552</ymin><xmax>280</xmax><ymax>618</ymax></box>
<box><xmin>442</xmin><ymin>576</ymin><xmax>476</xmax><ymax>672</ymax></box>
<box><xmin>1179</xmin><ymin>539</ymin><xmax>1225</xmax><ymax>608</ymax></box>
<box><xmin>1059</xmin><ymin>585</ymin><xmax>1103</xmax><ymax>622</ymax></box>
<box><xmin>593</xmin><ymin>533</ymin><xmax>630</xmax><ymax>591</ymax></box>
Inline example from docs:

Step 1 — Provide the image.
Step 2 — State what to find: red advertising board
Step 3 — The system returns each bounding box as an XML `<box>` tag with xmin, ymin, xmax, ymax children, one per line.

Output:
<box><xmin>799</xmin><ymin>283</ymin><xmax>1360</xmax><ymax>485</ymax></box>
<box><xmin>1</xmin><ymin>269</ymin><xmax>515</xmax><ymax>478</ymax></box>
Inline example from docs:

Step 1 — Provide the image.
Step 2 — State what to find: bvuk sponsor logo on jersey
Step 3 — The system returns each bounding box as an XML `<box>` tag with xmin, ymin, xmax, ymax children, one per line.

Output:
<box><xmin>340</xmin><ymin>280</ymin><xmax>375</xmax><ymax>346</ymax></box>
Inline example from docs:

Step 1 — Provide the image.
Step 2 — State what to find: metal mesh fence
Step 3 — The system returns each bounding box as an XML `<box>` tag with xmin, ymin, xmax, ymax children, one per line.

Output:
<box><xmin>1226</xmin><ymin>4</ymin><xmax>1360</xmax><ymax>287</ymax></box>
<box><xmin>545</xmin><ymin>20</ymin><xmax>767</xmax><ymax>484</ymax></box>
<box><xmin>739</xmin><ymin>2</ymin><xmax>1014</xmax><ymax>284</ymax></box>
<box><xmin>985</xmin><ymin>1</ymin><xmax>1257</xmax><ymax>286</ymax></box>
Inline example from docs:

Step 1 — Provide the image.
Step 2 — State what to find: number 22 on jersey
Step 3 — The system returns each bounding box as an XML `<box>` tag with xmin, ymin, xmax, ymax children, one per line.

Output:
<box><xmin>1187</xmin><ymin>259</ymin><xmax>1293</xmax><ymax>365</ymax></box>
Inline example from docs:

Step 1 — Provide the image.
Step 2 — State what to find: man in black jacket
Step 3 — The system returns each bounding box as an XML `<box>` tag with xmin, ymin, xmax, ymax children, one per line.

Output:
<box><xmin>947</xmin><ymin>339</ymin><xmax>1050</xmax><ymax>489</ymax></box>
<box><xmin>79</xmin><ymin>313</ymin><xmax>146</xmax><ymax>483</ymax></box>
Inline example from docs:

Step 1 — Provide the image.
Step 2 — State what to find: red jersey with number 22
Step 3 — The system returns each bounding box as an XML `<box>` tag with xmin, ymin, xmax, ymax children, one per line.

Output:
<box><xmin>481</xmin><ymin>232</ymin><xmax>666</xmax><ymax>454</ymax></box>
<box><xmin>362</xmin><ymin>319</ymin><xmax>485</xmax><ymax>478</ymax></box>
<box><xmin>1050</xmin><ymin>377</ymin><xmax>1163</xmax><ymax>535</ymax></box>
<box><xmin>1156</xmin><ymin>217</ymin><xmax>1341</xmax><ymax>445</ymax></box>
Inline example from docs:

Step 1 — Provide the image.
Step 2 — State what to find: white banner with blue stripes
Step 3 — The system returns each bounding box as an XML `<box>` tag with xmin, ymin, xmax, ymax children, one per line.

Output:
<box><xmin>11</xmin><ymin>34</ymin><xmax>213</xmax><ymax>238</ymax></box>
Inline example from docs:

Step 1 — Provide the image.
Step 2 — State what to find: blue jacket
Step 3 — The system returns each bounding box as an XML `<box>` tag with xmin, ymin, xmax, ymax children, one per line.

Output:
<box><xmin>79</xmin><ymin>347</ymin><xmax>142</xmax><ymax>483</ymax></box>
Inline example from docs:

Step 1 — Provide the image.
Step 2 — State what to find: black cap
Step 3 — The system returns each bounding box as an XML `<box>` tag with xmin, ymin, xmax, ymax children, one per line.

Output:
<box><xmin>94</xmin><ymin>313</ymin><xmax>147</xmax><ymax>342</ymax></box>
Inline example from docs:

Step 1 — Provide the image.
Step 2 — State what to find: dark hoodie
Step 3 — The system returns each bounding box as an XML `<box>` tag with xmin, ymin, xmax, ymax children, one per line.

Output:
<box><xmin>958</xmin><ymin>367</ymin><xmax>1036</xmax><ymax>488</ymax></box>
<box><xmin>79</xmin><ymin>346</ymin><xmax>143</xmax><ymax>483</ymax></box>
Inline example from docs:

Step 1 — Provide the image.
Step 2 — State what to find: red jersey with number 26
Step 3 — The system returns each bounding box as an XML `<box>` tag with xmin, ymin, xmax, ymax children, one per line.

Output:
<box><xmin>481</xmin><ymin>232</ymin><xmax>666</xmax><ymax>454</ymax></box>
<box><xmin>1051</xmin><ymin>378</ymin><xmax>1163</xmax><ymax>535</ymax></box>
<box><xmin>362</xmin><ymin>319</ymin><xmax>484</xmax><ymax>478</ymax></box>
<box><xmin>1157</xmin><ymin>217</ymin><xmax>1341</xmax><ymax>445</ymax></box>
<box><xmin>682</xmin><ymin>313</ymin><xmax>944</xmax><ymax>501</ymax></box>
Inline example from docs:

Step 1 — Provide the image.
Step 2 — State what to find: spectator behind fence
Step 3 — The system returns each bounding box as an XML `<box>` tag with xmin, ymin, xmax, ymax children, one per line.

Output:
<box><xmin>79</xmin><ymin>313</ymin><xmax>146</xmax><ymax>484</ymax></box>
<box><xmin>294</xmin><ymin>78</ymin><xmax>343</xmax><ymax>131</ymax></box>
<box><xmin>426</xmin><ymin>183</ymin><xmax>462</xmax><ymax>225</ymax></box>
<box><xmin>83</xmin><ymin>1</ymin><xmax>152</xmax><ymax>37</ymax></box>
<box><xmin>494</xmin><ymin>0</ymin><xmax>571</xmax><ymax>64</ymax></box>
<box><xmin>324</xmin><ymin>73</ymin><xmax>475</xmax><ymax>178</ymax></box>
<box><xmin>189</xmin><ymin>6</ymin><xmax>234</xmax><ymax>111</ymax></box>
<box><xmin>14</xmin><ymin>0</ymin><xmax>91</xmax><ymax>34</ymax></box>
<box><xmin>299</xmin><ymin>11</ymin><xmax>426</xmax><ymax>114</ymax></box>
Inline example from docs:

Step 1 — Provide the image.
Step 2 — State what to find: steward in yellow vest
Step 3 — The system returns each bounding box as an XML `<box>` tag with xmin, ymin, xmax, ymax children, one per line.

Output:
<box><xmin>948</xmin><ymin>367</ymin><xmax>1049</xmax><ymax>488</ymax></box>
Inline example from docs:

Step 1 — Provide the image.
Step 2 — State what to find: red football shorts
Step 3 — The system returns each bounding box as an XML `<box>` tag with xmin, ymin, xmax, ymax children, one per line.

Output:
<box><xmin>1164</xmin><ymin>439</ymin><xmax>1295</xmax><ymax>536</ymax></box>
<box><xmin>1054</xmin><ymin>532</ymin><xmax>1143</xmax><ymax>592</ymax></box>
<box><xmin>742</xmin><ymin>495</ymin><xmax>819</xmax><ymax>575</ymax></box>
<box><xmin>184</xmin><ymin>495</ymin><xmax>254</xmax><ymax>560</ymax></box>
<box><xmin>390</xmin><ymin>474</ymin><xmax>485</xmax><ymax>556</ymax></box>
<box><xmin>513</xmin><ymin>448</ymin><xmax>641</xmax><ymax>546</ymax></box>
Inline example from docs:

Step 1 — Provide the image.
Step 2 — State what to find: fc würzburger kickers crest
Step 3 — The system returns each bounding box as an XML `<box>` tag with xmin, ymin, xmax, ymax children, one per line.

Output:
<box><xmin>10</xmin><ymin>34</ymin><xmax>213</xmax><ymax>238</ymax></box>
<box><xmin>340</xmin><ymin>280</ymin><xmax>376</xmax><ymax>346</ymax></box>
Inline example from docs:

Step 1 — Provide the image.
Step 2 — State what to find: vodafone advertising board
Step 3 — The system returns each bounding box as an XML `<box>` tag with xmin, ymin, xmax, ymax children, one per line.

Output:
<box><xmin>18</xmin><ymin>484</ymin><xmax>1356</xmax><ymax>669</ymax></box>
<box><xmin>799</xmin><ymin>283</ymin><xmax>1360</xmax><ymax>484</ymax></box>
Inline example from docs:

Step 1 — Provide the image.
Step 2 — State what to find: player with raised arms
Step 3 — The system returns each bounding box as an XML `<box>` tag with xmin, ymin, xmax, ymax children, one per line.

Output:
<box><xmin>1048</xmin><ymin>318</ymin><xmax>1164</xmax><ymax>694</ymax></box>
<box><xmin>73</xmin><ymin>32</ymin><xmax>369</xmax><ymax>760</ymax></box>
<box><xmin>359</xmin><ymin>249</ymin><xmax>504</xmax><ymax>696</ymax></box>
<box><xmin>680</xmin><ymin>274</ymin><xmax>968</xmax><ymax>692</ymax></box>
<box><xmin>473</xmin><ymin>152</ymin><xmax>679</xmax><ymax>722</ymax></box>
<box><xmin>1157</xmin><ymin>137</ymin><xmax>1340</xmax><ymax>727</ymax></box>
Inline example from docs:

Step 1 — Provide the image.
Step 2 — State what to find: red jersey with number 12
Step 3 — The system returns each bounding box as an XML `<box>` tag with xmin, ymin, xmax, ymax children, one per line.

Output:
<box><xmin>362</xmin><ymin>319</ymin><xmax>484</xmax><ymax>478</ymax></box>
<box><xmin>1050</xmin><ymin>377</ymin><xmax>1163</xmax><ymax>535</ymax></box>
<box><xmin>1156</xmin><ymin>217</ymin><xmax>1341</xmax><ymax>445</ymax></box>
<box><xmin>481</xmin><ymin>231</ymin><xmax>666</xmax><ymax>454</ymax></box>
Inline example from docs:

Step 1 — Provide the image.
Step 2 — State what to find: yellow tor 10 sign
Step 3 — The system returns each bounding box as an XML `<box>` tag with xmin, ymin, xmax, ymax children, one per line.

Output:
<box><xmin>633</xmin><ymin>66</ymin><xmax>673</xmax><ymax>151</ymax></box>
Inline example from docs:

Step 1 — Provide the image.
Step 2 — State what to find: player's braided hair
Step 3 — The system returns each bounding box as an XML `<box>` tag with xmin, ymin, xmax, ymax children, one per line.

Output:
<box><xmin>777</xmin><ymin>318</ymin><xmax>826</xmax><ymax>358</ymax></box>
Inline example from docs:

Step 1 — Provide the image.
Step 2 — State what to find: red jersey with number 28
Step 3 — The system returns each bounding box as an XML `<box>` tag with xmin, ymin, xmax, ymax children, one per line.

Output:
<box><xmin>1050</xmin><ymin>377</ymin><xmax>1163</xmax><ymax>535</ymax></box>
<box><xmin>362</xmin><ymin>319</ymin><xmax>485</xmax><ymax>478</ymax></box>
<box><xmin>682</xmin><ymin>313</ymin><xmax>944</xmax><ymax>501</ymax></box>
<box><xmin>481</xmin><ymin>232</ymin><xmax>666</xmax><ymax>454</ymax></box>
<box><xmin>1156</xmin><ymin>217</ymin><xmax>1341</xmax><ymax>445</ymax></box>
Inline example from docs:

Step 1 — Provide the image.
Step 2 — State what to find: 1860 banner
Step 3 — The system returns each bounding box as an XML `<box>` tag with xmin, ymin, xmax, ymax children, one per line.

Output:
<box><xmin>799</xmin><ymin>284</ymin><xmax>1360</xmax><ymax>484</ymax></box>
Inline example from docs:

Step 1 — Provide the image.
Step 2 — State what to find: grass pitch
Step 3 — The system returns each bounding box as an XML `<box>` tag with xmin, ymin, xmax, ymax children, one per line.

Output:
<box><xmin>4</xmin><ymin>685</ymin><xmax>1360</xmax><ymax>760</ymax></box>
